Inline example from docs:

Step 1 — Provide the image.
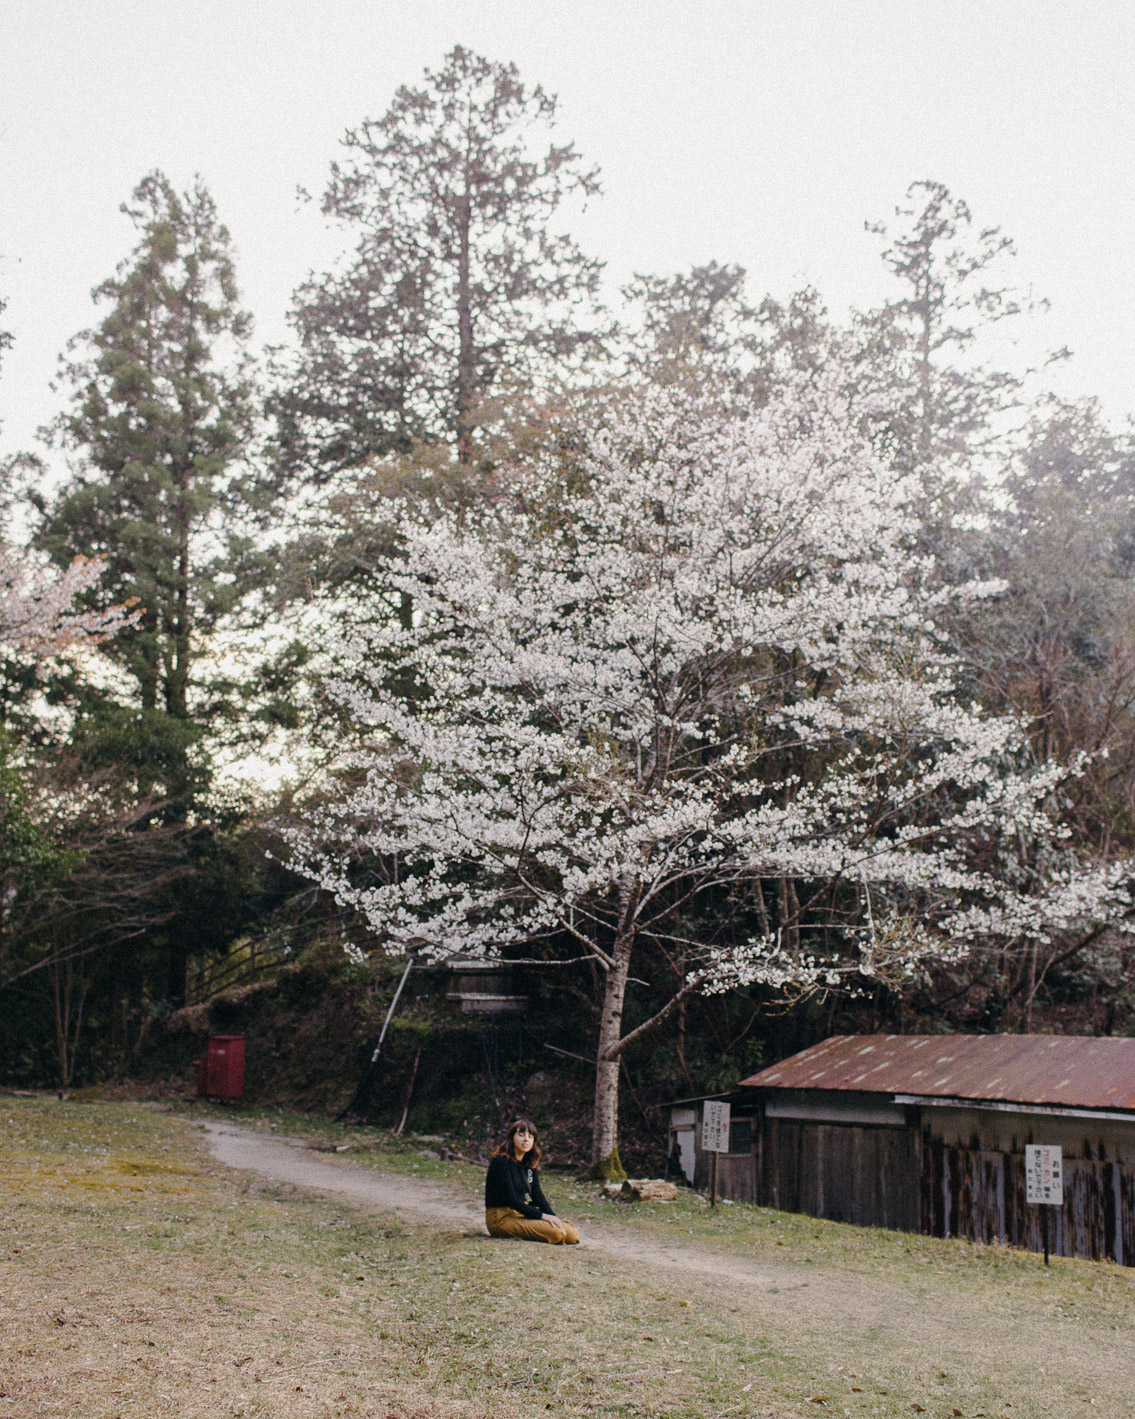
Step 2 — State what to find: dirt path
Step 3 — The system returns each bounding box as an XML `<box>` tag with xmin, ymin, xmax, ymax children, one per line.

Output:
<box><xmin>201</xmin><ymin>1123</ymin><xmax>873</xmax><ymax>1307</ymax></box>
<box><xmin>203</xmin><ymin>1122</ymin><xmax>483</xmax><ymax>1228</ymax></box>
<box><xmin>199</xmin><ymin>1119</ymin><xmax>1127</xmax><ymax>1405</ymax></box>
<box><xmin>202</xmin><ymin>1121</ymin><xmax>811</xmax><ymax>1297</ymax></box>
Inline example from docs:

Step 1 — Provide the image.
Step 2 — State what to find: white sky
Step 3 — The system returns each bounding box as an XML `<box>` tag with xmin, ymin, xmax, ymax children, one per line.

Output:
<box><xmin>2</xmin><ymin>0</ymin><xmax>1133</xmax><ymax>470</ymax></box>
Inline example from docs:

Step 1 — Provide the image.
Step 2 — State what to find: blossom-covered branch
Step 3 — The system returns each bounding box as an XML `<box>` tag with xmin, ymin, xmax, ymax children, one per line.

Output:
<box><xmin>0</xmin><ymin>549</ymin><xmax>132</xmax><ymax>666</ymax></box>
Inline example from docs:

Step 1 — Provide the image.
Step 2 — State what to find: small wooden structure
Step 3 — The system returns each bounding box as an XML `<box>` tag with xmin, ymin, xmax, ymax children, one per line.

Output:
<box><xmin>668</xmin><ymin>1093</ymin><xmax>759</xmax><ymax>1200</ymax></box>
<box><xmin>669</xmin><ymin>1034</ymin><xmax>1135</xmax><ymax>1264</ymax></box>
<box><xmin>441</xmin><ymin>959</ymin><xmax>528</xmax><ymax>1015</ymax></box>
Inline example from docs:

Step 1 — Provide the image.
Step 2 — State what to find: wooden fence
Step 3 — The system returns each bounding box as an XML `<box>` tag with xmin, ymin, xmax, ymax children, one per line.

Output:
<box><xmin>186</xmin><ymin>936</ymin><xmax>293</xmax><ymax>1004</ymax></box>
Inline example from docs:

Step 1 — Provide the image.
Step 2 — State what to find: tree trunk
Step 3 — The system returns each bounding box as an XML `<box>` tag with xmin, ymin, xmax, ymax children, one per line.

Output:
<box><xmin>168</xmin><ymin>485</ymin><xmax>191</xmax><ymax>721</ymax></box>
<box><xmin>138</xmin><ymin>609</ymin><xmax>160</xmax><ymax>715</ymax></box>
<box><xmin>778</xmin><ymin>876</ymin><xmax>800</xmax><ymax>952</ymax></box>
<box><xmin>591</xmin><ymin>925</ymin><xmax>633</xmax><ymax>1178</ymax></box>
<box><xmin>455</xmin><ymin>190</ymin><xmax>475</xmax><ymax>463</ymax></box>
<box><xmin>917</xmin><ymin>265</ymin><xmax>933</xmax><ymax>463</ymax></box>
<box><xmin>169</xmin><ymin>256</ymin><xmax>201</xmax><ymax>726</ymax></box>
<box><xmin>676</xmin><ymin>984</ymin><xmax>691</xmax><ymax>1087</ymax></box>
<box><xmin>1024</xmin><ymin>938</ymin><xmax>1038</xmax><ymax>1032</ymax></box>
<box><xmin>51</xmin><ymin>944</ymin><xmax>91</xmax><ymax>1089</ymax></box>
<box><xmin>167</xmin><ymin>940</ymin><xmax>189</xmax><ymax>1009</ymax></box>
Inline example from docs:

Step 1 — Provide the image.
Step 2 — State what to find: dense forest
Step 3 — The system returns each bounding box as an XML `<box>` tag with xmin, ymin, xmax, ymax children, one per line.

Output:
<box><xmin>3</xmin><ymin>47</ymin><xmax>1134</xmax><ymax>1174</ymax></box>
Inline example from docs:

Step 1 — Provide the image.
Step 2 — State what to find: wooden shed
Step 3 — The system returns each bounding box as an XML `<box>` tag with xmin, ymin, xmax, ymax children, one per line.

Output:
<box><xmin>668</xmin><ymin>1092</ymin><xmax>762</xmax><ymax>1201</ymax></box>
<box><xmin>671</xmin><ymin>1033</ymin><xmax>1135</xmax><ymax>1264</ymax></box>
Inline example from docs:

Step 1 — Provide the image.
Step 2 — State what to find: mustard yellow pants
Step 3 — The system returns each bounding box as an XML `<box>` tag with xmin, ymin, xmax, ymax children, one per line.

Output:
<box><xmin>485</xmin><ymin>1206</ymin><xmax>580</xmax><ymax>1245</ymax></box>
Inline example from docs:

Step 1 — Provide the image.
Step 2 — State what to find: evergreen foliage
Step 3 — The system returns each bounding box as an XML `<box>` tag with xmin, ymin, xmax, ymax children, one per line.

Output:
<box><xmin>2</xmin><ymin>47</ymin><xmax>1134</xmax><ymax>1122</ymax></box>
<box><xmin>273</xmin><ymin>45</ymin><xmax>609</xmax><ymax>477</ymax></box>
<box><xmin>863</xmin><ymin>179</ymin><xmax>1034</xmax><ymax>478</ymax></box>
<box><xmin>37</xmin><ymin>170</ymin><xmax>258</xmax><ymax>800</ymax></box>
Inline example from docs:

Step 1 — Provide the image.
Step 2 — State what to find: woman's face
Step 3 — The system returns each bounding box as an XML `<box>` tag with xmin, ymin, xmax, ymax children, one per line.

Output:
<box><xmin>512</xmin><ymin>1126</ymin><xmax>534</xmax><ymax>1159</ymax></box>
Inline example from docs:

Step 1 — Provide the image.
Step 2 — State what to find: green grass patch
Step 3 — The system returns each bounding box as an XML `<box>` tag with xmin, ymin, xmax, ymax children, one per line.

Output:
<box><xmin>2</xmin><ymin>1095</ymin><xmax>1132</xmax><ymax>1418</ymax></box>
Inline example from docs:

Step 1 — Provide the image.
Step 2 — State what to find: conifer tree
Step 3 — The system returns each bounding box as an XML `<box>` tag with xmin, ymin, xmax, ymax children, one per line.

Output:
<box><xmin>34</xmin><ymin>173</ymin><xmax>263</xmax><ymax>1008</ymax></box>
<box><xmin>37</xmin><ymin>170</ymin><xmax>257</xmax><ymax>803</ymax></box>
<box><xmin>274</xmin><ymin>45</ymin><xmax>609</xmax><ymax>477</ymax></box>
<box><xmin>862</xmin><ymin>179</ymin><xmax>1032</xmax><ymax>480</ymax></box>
<box><xmin>622</xmin><ymin>262</ymin><xmax>760</xmax><ymax>389</ymax></box>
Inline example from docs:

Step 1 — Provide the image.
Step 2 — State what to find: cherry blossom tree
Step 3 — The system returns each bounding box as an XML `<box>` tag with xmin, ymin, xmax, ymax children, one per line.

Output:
<box><xmin>0</xmin><ymin>549</ymin><xmax>127</xmax><ymax>669</ymax></box>
<box><xmin>0</xmin><ymin>542</ymin><xmax>138</xmax><ymax>1017</ymax></box>
<box><xmin>286</xmin><ymin>363</ymin><xmax>1131</xmax><ymax>1175</ymax></box>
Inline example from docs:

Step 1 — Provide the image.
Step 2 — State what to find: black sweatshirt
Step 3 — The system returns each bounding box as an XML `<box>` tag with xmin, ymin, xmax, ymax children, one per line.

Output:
<box><xmin>484</xmin><ymin>1154</ymin><xmax>555</xmax><ymax>1219</ymax></box>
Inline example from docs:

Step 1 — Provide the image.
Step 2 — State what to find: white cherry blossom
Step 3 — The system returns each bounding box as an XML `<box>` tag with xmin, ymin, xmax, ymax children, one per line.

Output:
<box><xmin>286</xmin><ymin>370</ymin><xmax>1132</xmax><ymax>1169</ymax></box>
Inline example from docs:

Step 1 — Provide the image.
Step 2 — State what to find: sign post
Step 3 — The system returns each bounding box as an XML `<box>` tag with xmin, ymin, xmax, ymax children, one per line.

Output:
<box><xmin>702</xmin><ymin>1100</ymin><xmax>731</xmax><ymax>1208</ymax></box>
<box><xmin>1025</xmin><ymin>1144</ymin><xmax>1063</xmax><ymax>1266</ymax></box>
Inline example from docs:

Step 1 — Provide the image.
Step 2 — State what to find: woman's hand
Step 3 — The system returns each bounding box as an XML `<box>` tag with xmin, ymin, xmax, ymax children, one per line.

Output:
<box><xmin>542</xmin><ymin>1212</ymin><xmax>566</xmax><ymax>1237</ymax></box>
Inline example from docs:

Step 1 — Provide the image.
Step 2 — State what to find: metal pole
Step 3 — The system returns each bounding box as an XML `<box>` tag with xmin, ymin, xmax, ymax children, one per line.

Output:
<box><xmin>710</xmin><ymin>1150</ymin><xmax>718</xmax><ymax>1208</ymax></box>
<box><xmin>337</xmin><ymin>958</ymin><xmax>414</xmax><ymax>1121</ymax></box>
<box><xmin>375</xmin><ymin>958</ymin><xmax>414</xmax><ymax>1059</ymax></box>
<box><xmin>1042</xmin><ymin>1204</ymin><xmax>1050</xmax><ymax>1266</ymax></box>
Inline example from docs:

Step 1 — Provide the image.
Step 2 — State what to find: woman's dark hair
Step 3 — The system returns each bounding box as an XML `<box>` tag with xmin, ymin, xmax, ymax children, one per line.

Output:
<box><xmin>496</xmin><ymin>1117</ymin><xmax>542</xmax><ymax>1167</ymax></box>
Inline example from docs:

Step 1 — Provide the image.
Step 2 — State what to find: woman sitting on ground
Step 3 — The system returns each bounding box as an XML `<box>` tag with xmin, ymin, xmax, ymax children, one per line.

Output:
<box><xmin>484</xmin><ymin>1118</ymin><xmax>580</xmax><ymax>1245</ymax></box>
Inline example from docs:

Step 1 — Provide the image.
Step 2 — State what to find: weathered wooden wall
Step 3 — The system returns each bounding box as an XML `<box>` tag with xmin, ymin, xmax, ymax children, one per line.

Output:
<box><xmin>759</xmin><ymin>1119</ymin><xmax>921</xmax><ymax>1232</ymax></box>
<box><xmin>692</xmin><ymin>1149</ymin><xmax>759</xmax><ymax>1202</ymax></box>
<box><xmin>750</xmin><ymin>1105</ymin><xmax>1135</xmax><ymax>1263</ymax></box>
<box><xmin>682</xmin><ymin>1095</ymin><xmax>1135</xmax><ymax>1265</ymax></box>
<box><xmin>920</xmin><ymin>1109</ymin><xmax>1135</xmax><ymax>1264</ymax></box>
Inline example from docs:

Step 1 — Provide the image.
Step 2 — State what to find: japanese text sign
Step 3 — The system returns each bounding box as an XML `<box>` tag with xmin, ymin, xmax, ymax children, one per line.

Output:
<box><xmin>702</xmin><ymin>1100</ymin><xmax>731</xmax><ymax>1154</ymax></box>
<box><xmin>1025</xmin><ymin>1144</ymin><xmax>1063</xmax><ymax>1205</ymax></box>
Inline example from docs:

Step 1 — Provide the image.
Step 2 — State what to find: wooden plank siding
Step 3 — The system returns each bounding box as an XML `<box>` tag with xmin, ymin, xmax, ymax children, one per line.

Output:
<box><xmin>922</xmin><ymin>1130</ymin><xmax>1135</xmax><ymax>1263</ymax></box>
<box><xmin>759</xmin><ymin>1119</ymin><xmax>920</xmax><ymax>1232</ymax></box>
<box><xmin>678</xmin><ymin>1089</ymin><xmax>1135</xmax><ymax>1265</ymax></box>
<box><xmin>754</xmin><ymin>1110</ymin><xmax>1135</xmax><ymax>1264</ymax></box>
<box><xmin>692</xmin><ymin>1150</ymin><xmax>760</xmax><ymax>1202</ymax></box>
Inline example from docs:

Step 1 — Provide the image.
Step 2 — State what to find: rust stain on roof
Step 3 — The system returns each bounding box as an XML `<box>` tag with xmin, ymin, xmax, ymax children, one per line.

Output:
<box><xmin>741</xmin><ymin>1034</ymin><xmax>1135</xmax><ymax>1111</ymax></box>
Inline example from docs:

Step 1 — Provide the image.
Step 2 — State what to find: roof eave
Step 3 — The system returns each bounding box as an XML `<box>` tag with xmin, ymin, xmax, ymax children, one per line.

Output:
<box><xmin>889</xmin><ymin>1093</ymin><xmax>1135</xmax><ymax>1123</ymax></box>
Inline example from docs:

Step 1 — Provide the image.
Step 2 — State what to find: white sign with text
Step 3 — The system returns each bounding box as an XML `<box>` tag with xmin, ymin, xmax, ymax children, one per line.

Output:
<box><xmin>1025</xmin><ymin>1144</ymin><xmax>1063</xmax><ymax>1205</ymax></box>
<box><xmin>702</xmin><ymin>1100</ymin><xmax>731</xmax><ymax>1154</ymax></box>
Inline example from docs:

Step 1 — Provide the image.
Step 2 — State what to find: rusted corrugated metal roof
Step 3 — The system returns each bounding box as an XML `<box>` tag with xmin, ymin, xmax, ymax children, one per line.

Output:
<box><xmin>740</xmin><ymin>1034</ymin><xmax>1135</xmax><ymax>1111</ymax></box>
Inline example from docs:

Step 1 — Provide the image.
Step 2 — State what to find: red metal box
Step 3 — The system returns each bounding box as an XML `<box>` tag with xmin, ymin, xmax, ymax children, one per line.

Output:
<box><xmin>206</xmin><ymin>1035</ymin><xmax>245</xmax><ymax>1101</ymax></box>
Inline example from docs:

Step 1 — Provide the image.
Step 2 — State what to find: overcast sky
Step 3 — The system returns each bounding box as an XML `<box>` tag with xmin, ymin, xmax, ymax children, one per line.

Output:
<box><xmin>2</xmin><ymin>0</ymin><xmax>1133</xmax><ymax>471</ymax></box>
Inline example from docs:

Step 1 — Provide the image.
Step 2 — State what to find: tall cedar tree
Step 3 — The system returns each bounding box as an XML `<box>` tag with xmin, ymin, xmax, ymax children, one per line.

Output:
<box><xmin>35</xmin><ymin>173</ymin><xmax>257</xmax><ymax>1007</ymax></box>
<box><xmin>274</xmin><ymin>45</ymin><xmax>607</xmax><ymax>476</ymax></box>
<box><xmin>38</xmin><ymin>171</ymin><xmax>256</xmax><ymax>796</ymax></box>
<box><xmin>862</xmin><ymin>180</ymin><xmax>1030</xmax><ymax>483</ymax></box>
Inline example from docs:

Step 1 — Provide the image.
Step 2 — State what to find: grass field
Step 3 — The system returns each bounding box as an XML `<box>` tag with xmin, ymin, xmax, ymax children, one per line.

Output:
<box><xmin>0</xmin><ymin>1096</ymin><xmax>1130</xmax><ymax>1418</ymax></box>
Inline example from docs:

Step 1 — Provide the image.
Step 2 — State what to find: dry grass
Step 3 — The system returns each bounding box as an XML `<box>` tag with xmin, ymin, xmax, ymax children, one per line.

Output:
<box><xmin>3</xmin><ymin>1097</ymin><xmax>1133</xmax><ymax>1419</ymax></box>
